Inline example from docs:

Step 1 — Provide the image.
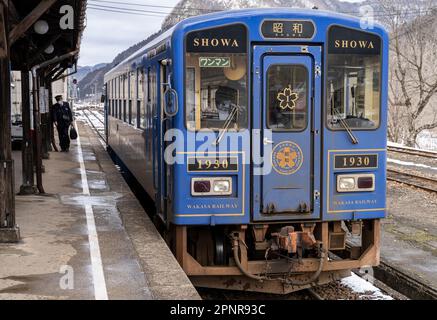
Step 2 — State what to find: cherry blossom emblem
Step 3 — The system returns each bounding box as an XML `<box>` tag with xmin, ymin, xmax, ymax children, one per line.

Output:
<box><xmin>277</xmin><ymin>85</ymin><xmax>299</xmax><ymax>111</ymax></box>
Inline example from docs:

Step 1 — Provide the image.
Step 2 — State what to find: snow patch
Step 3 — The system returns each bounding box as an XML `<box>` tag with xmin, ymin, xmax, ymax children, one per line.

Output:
<box><xmin>417</xmin><ymin>130</ymin><xmax>437</xmax><ymax>151</ymax></box>
<box><xmin>387</xmin><ymin>158</ymin><xmax>437</xmax><ymax>172</ymax></box>
<box><xmin>341</xmin><ymin>273</ymin><xmax>393</xmax><ymax>300</ymax></box>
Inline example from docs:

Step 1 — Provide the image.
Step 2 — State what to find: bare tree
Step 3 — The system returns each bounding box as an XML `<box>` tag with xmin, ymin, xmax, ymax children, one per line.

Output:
<box><xmin>380</xmin><ymin>0</ymin><xmax>437</xmax><ymax>147</ymax></box>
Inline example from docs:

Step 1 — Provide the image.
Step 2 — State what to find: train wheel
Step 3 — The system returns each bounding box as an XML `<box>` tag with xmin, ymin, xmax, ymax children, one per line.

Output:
<box><xmin>214</xmin><ymin>230</ymin><xmax>226</xmax><ymax>266</ymax></box>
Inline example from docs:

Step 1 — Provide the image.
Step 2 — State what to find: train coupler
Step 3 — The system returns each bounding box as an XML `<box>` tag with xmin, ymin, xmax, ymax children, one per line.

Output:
<box><xmin>271</xmin><ymin>224</ymin><xmax>317</xmax><ymax>256</ymax></box>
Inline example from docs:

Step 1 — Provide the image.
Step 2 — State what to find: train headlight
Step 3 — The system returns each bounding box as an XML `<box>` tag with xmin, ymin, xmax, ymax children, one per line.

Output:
<box><xmin>336</xmin><ymin>174</ymin><xmax>375</xmax><ymax>192</ymax></box>
<box><xmin>337</xmin><ymin>177</ymin><xmax>355</xmax><ymax>191</ymax></box>
<box><xmin>213</xmin><ymin>180</ymin><xmax>230</xmax><ymax>193</ymax></box>
<box><xmin>191</xmin><ymin>177</ymin><xmax>232</xmax><ymax>196</ymax></box>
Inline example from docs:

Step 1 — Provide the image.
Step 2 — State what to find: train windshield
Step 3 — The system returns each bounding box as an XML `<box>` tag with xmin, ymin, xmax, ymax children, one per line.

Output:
<box><xmin>327</xmin><ymin>26</ymin><xmax>381</xmax><ymax>130</ymax></box>
<box><xmin>185</xmin><ymin>53</ymin><xmax>248</xmax><ymax>131</ymax></box>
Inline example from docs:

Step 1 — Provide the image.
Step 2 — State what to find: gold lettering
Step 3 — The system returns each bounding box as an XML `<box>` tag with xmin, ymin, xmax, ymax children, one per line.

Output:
<box><xmin>335</xmin><ymin>39</ymin><xmax>375</xmax><ymax>49</ymax></box>
<box><xmin>211</xmin><ymin>38</ymin><xmax>219</xmax><ymax>46</ymax></box>
<box><xmin>292</xmin><ymin>23</ymin><xmax>303</xmax><ymax>34</ymax></box>
<box><xmin>193</xmin><ymin>38</ymin><xmax>199</xmax><ymax>47</ymax></box>
<box><xmin>201</xmin><ymin>38</ymin><xmax>209</xmax><ymax>47</ymax></box>
<box><xmin>232</xmin><ymin>39</ymin><xmax>239</xmax><ymax>47</ymax></box>
<box><xmin>221</xmin><ymin>38</ymin><xmax>231</xmax><ymax>46</ymax></box>
<box><xmin>273</xmin><ymin>22</ymin><xmax>284</xmax><ymax>34</ymax></box>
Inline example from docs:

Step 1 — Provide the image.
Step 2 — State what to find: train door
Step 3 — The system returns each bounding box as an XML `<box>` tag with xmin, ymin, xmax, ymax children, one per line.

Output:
<box><xmin>252</xmin><ymin>45</ymin><xmax>322</xmax><ymax>221</ymax></box>
<box><xmin>159</xmin><ymin>61</ymin><xmax>170</xmax><ymax>222</ymax></box>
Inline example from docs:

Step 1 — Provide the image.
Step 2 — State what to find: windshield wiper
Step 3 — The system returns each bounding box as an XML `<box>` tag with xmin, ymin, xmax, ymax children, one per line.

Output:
<box><xmin>213</xmin><ymin>104</ymin><xmax>239</xmax><ymax>145</ymax></box>
<box><xmin>333</xmin><ymin>109</ymin><xmax>359</xmax><ymax>144</ymax></box>
<box><xmin>329</xmin><ymin>82</ymin><xmax>359</xmax><ymax>145</ymax></box>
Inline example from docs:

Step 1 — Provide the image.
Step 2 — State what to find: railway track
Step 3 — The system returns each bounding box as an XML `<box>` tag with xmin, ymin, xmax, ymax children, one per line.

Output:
<box><xmin>81</xmin><ymin>108</ymin><xmax>106</xmax><ymax>143</ymax></box>
<box><xmin>374</xmin><ymin>260</ymin><xmax>437</xmax><ymax>300</ymax></box>
<box><xmin>387</xmin><ymin>168</ymin><xmax>437</xmax><ymax>193</ymax></box>
<box><xmin>198</xmin><ymin>287</ymin><xmax>324</xmax><ymax>300</ymax></box>
<box><xmin>387</xmin><ymin>145</ymin><xmax>437</xmax><ymax>159</ymax></box>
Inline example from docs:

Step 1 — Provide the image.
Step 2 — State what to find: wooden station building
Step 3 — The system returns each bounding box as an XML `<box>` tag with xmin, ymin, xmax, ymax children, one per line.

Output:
<box><xmin>0</xmin><ymin>0</ymin><xmax>86</xmax><ymax>242</ymax></box>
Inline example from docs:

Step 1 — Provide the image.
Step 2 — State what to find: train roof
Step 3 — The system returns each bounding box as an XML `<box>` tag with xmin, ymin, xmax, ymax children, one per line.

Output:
<box><xmin>105</xmin><ymin>8</ymin><xmax>387</xmax><ymax>80</ymax></box>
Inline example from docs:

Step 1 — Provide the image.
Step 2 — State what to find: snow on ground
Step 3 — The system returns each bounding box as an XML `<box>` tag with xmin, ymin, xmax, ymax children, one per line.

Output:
<box><xmin>387</xmin><ymin>158</ymin><xmax>437</xmax><ymax>172</ymax></box>
<box><xmin>341</xmin><ymin>273</ymin><xmax>393</xmax><ymax>300</ymax></box>
<box><xmin>417</xmin><ymin>130</ymin><xmax>437</xmax><ymax>151</ymax></box>
<box><xmin>388</xmin><ymin>130</ymin><xmax>437</xmax><ymax>152</ymax></box>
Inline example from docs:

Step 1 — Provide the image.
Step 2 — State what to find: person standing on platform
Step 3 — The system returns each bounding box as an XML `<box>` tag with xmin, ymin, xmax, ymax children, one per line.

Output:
<box><xmin>53</xmin><ymin>95</ymin><xmax>73</xmax><ymax>152</ymax></box>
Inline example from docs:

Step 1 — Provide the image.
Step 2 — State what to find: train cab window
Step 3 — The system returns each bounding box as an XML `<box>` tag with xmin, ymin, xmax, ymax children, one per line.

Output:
<box><xmin>185</xmin><ymin>53</ymin><xmax>248</xmax><ymax>131</ymax></box>
<box><xmin>267</xmin><ymin>65</ymin><xmax>308</xmax><ymax>131</ymax></box>
<box><xmin>327</xmin><ymin>26</ymin><xmax>381</xmax><ymax>130</ymax></box>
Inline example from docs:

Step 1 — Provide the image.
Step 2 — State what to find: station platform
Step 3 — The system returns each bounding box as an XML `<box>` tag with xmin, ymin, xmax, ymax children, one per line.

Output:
<box><xmin>0</xmin><ymin>121</ymin><xmax>200</xmax><ymax>300</ymax></box>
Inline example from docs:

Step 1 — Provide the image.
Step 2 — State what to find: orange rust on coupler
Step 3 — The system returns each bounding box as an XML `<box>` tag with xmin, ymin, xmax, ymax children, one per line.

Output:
<box><xmin>272</xmin><ymin>225</ymin><xmax>317</xmax><ymax>254</ymax></box>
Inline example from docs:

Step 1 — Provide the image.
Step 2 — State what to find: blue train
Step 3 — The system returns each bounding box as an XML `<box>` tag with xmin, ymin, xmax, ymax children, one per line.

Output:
<box><xmin>104</xmin><ymin>8</ymin><xmax>388</xmax><ymax>294</ymax></box>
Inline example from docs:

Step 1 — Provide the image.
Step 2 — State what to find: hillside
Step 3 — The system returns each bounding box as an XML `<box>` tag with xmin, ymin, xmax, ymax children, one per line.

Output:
<box><xmin>161</xmin><ymin>0</ymin><xmax>358</xmax><ymax>30</ymax></box>
<box><xmin>78</xmin><ymin>0</ymin><xmax>362</xmax><ymax>98</ymax></box>
<box><xmin>76</xmin><ymin>63</ymin><xmax>107</xmax><ymax>82</ymax></box>
<box><xmin>78</xmin><ymin>31</ymin><xmax>162</xmax><ymax>99</ymax></box>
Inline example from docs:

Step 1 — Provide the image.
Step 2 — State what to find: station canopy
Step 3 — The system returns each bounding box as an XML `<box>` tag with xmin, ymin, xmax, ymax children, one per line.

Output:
<box><xmin>8</xmin><ymin>0</ymin><xmax>86</xmax><ymax>72</ymax></box>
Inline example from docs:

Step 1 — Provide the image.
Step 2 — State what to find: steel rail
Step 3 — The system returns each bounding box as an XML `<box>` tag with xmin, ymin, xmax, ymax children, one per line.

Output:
<box><xmin>82</xmin><ymin>108</ymin><xmax>106</xmax><ymax>143</ymax></box>
<box><xmin>374</xmin><ymin>260</ymin><xmax>437</xmax><ymax>300</ymax></box>
<box><xmin>387</xmin><ymin>168</ymin><xmax>437</xmax><ymax>193</ymax></box>
<box><xmin>387</xmin><ymin>146</ymin><xmax>437</xmax><ymax>159</ymax></box>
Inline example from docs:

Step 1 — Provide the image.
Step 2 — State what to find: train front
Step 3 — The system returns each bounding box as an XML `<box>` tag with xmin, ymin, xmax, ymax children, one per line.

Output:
<box><xmin>168</xmin><ymin>9</ymin><xmax>388</xmax><ymax>294</ymax></box>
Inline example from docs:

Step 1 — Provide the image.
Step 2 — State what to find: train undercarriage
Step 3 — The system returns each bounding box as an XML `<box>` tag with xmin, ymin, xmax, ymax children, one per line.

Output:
<box><xmin>169</xmin><ymin>220</ymin><xmax>380</xmax><ymax>294</ymax></box>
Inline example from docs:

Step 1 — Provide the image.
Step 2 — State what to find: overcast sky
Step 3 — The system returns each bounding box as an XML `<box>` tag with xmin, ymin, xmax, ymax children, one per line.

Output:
<box><xmin>79</xmin><ymin>0</ymin><xmax>365</xmax><ymax>67</ymax></box>
<box><xmin>79</xmin><ymin>0</ymin><xmax>180</xmax><ymax>66</ymax></box>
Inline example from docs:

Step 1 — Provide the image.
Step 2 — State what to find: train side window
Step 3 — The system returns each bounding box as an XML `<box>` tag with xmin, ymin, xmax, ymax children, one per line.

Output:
<box><xmin>137</xmin><ymin>69</ymin><xmax>145</xmax><ymax>129</ymax></box>
<box><xmin>120</xmin><ymin>75</ymin><xmax>123</xmax><ymax>120</ymax></box>
<box><xmin>267</xmin><ymin>64</ymin><xmax>308</xmax><ymax>131</ymax></box>
<box><xmin>124</xmin><ymin>73</ymin><xmax>128</xmax><ymax>122</ymax></box>
<box><xmin>109</xmin><ymin>80</ymin><xmax>114</xmax><ymax>116</ymax></box>
<box><xmin>130</xmin><ymin>71</ymin><xmax>136</xmax><ymax>126</ymax></box>
<box><xmin>115</xmin><ymin>78</ymin><xmax>117</xmax><ymax>118</ymax></box>
<box><xmin>150</xmin><ymin>68</ymin><xmax>157</xmax><ymax>116</ymax></box>
<box><xmin>118</xmin><ymin>76</ymin><xmax>122</xmax><ymax>120</ymax></box>
<box><xmin>112</xmin><ymin>79</ymin><xmax>116</xmax><ymax>117</ymax></box>
<box><xmin>139</xmin><ymin>68</ymin><xmax>147</xmax><ymax>129</ymax></box>
<box><xmin>107</xmin><ymin>80</ymin><xmax>111</xmax><ymax>115</ymax></box>
<box><xmin>110</xmin><ymin>80</ymin><xmax>113</xmax><ymax>116</ymax></box>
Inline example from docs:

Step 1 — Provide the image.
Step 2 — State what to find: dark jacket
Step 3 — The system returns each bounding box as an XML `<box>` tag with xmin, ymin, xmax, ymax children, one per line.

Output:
<box><xmin>53</xmin><ymin>102</ymin><xmax>73</xmax><ymax>126</ymax></box>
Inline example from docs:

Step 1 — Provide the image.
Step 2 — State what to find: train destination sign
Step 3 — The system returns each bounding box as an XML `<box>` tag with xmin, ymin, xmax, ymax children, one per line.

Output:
<box><xmin>186</xmin><ymin>24</ymin><xmax>247</xmax><ymax>53</ymax></box>
<box><xmin>334</xmin><ymin>154</ymin><xmax>378</xmax><ymax>169</ymax></box>
<box><xmin>328</xmin><ymin>26</ymin><xmax>381</xmax><ymax>55</ymax></box>
<box><xmin>261</xmin><ymin>20</ymin><xmax>315</xmax><ymax>39</ymax></box>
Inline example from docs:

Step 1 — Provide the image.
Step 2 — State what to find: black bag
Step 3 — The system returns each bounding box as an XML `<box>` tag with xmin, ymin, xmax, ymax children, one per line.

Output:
<box><xmin>69</xmin><ymin>126</ymin><xmax>78</xmax><ymax>140</ymax></box>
